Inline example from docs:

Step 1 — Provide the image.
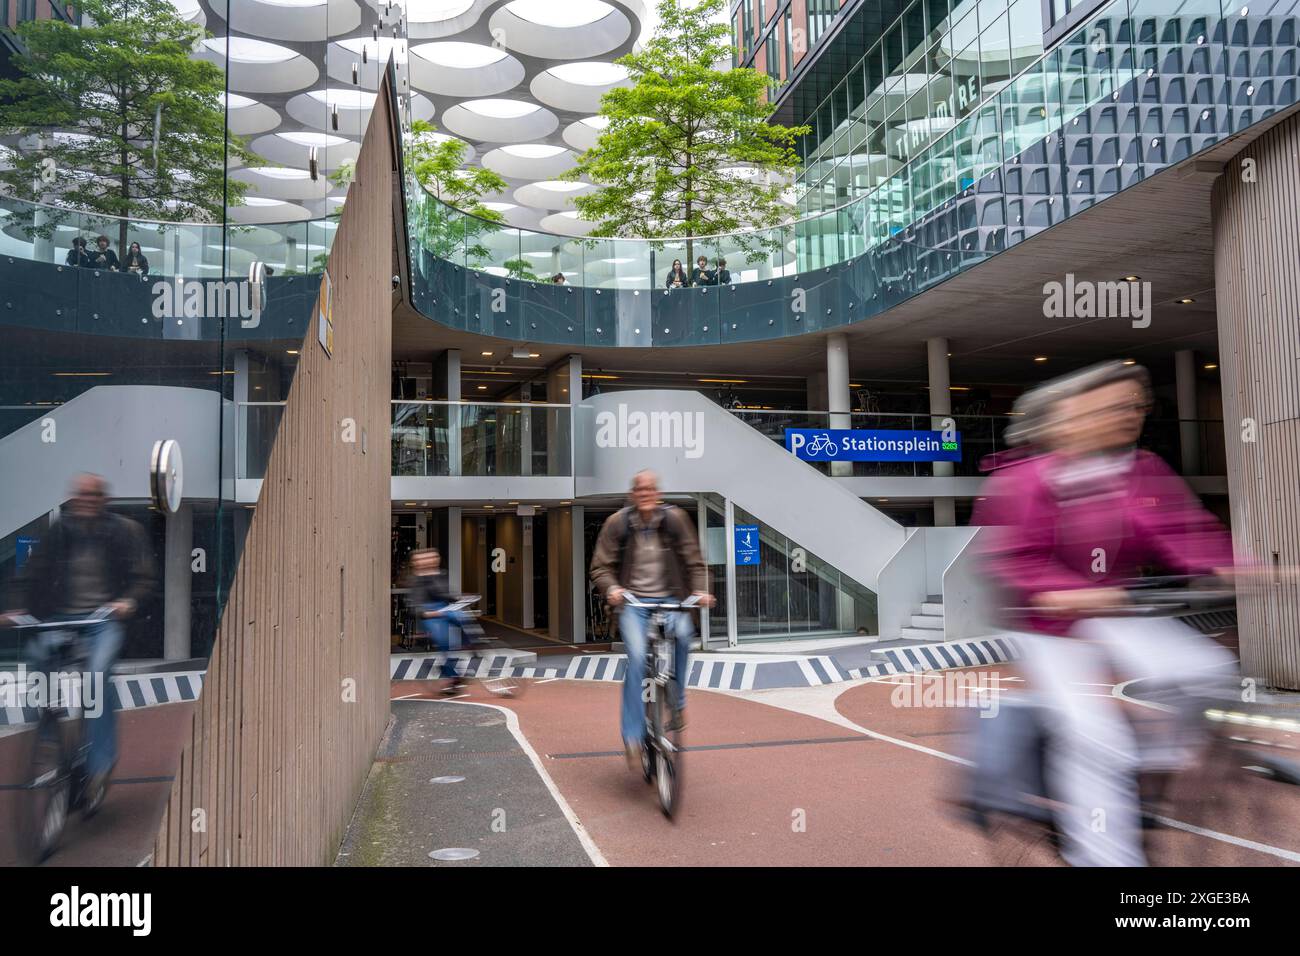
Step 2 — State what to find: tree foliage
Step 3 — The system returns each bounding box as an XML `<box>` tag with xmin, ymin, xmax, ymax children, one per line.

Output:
<box><xmin>0</xmin><ymin>0</ymin><xmax>257</xmax><ymax>250</ymax></box>
<box><xmin>565</xmin><ymin>0</ymin><xmax>808</xmax><ymax>259</ymax></box>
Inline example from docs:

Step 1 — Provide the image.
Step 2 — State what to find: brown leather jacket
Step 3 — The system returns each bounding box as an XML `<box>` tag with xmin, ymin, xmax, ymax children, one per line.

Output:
<box><xmin>589</xmin><ymin>504</ymin><xmax>707</xmax><ymax>600</ymax></box>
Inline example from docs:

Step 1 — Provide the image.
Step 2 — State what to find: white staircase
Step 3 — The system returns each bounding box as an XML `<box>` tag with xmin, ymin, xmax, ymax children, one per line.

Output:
<box><xmin>900</xmin><ymin>598</ymin><xmax>945</xmax><ymax>640</ymax></box>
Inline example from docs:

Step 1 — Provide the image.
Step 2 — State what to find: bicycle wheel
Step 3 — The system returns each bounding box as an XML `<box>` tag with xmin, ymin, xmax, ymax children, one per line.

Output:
<box><xmin>653</xmin><ymin>676</ymin><xmax>682</xmax><ymax>818</ymax></box>
<box><xmin>15</xmin><ymin>712</ymin><xmax>72</xmax><ymax>865</ymax></box>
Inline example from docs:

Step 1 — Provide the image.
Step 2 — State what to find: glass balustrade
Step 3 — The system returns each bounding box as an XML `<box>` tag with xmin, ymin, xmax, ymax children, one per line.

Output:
<box><xmin>391</xmin><ymin>401</ymin><xmax>573</xmax><ymax>478</ymax></box>
<box><xmin>404</xmin><ymin>0</ymin><xmax>1300</xmax><ymax>345</ymax></box>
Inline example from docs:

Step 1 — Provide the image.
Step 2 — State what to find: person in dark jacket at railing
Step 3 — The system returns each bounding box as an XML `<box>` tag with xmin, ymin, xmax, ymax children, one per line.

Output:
<box><xmin>122</xmin><ymin>242</ymin><xmax>149</xmax><ymax>277</ymax></box>
<box><xmin>715</xmin><ymin>258</ymin><xmax>731</xmax><ymax>285</ymax></box>
<box><xmin>690</xmin><ymin>255</ymin><xmax>715</xmax><ymax>286</ymax></box>
<box><xmin>65</xmin><ymin>237</ymin><xmax>91</xmax><ymax>268</ymax></box>
<box><xmin>88</xmin><ymin>234</ymin><xmax>119</xmax><ymax>271</ymax></box>
<box><xmin>665</xmin><ymin>259</ymin><xmax>689</xmax><ymax>289</ymax></box>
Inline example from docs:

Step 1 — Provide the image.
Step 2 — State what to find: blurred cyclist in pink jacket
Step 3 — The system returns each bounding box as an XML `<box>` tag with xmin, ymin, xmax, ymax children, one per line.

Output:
<box><xmin>973</xmin><ymin>360</ymin><xmax>1240</xmax><ymax>866</ymax></box>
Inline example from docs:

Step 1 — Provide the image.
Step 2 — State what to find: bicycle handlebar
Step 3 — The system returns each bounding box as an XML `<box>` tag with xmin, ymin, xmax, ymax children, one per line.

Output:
<box><xmin>4</xmin><ymin>607</ymin><xmax>114</xmax><ymax>631</ymax></box>
<box><xmin>620</xmin><ymin>593</ymin><xmax>703</xmax><ymax>612</ymax></box>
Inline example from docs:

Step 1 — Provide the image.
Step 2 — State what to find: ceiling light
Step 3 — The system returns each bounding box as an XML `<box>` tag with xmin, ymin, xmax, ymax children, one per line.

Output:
<box><xmin>1034</xmin><ymin>356</ymin><xmax>1048</xmax><ymax>362</ymax></box>
<box><xmin>699</xmin><ymin>378</ymin><xmax>747</xmax><ymax>384</ymax></box>
<box><xmin>481</xmin><ymin>351</ymin><xmax>494</xmax><ymax>356</ymax></box>
<box><xmin>477</xmin><ymin>385</ymin><xmax>488</xmax><ymax>390</ymax></box>
<box><xmin>1204</xmin><ymin>363</ymin><xmax>1218</xmax><ymax>370</ymax></box>
<box><xmin>1178</xmin><ymin>297</ymin><xmax>1195</xmax><ymax>304</ymax></box>
<box><xmin>1122</xmin><ymin>275</ymin><xmax>1140</xmax><ymax>282</ymax></box>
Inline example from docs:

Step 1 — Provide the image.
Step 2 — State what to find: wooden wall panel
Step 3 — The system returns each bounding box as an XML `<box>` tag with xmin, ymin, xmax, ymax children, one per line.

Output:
<box><xmin>152</xmin><ymin>76</ymin><xmax>396</xmax><ymax>864</ymax></box>
<box><xmin>1212</xmin><ymin>109</ymin><xmax>1300</xmax><ymax>690</ymax></box>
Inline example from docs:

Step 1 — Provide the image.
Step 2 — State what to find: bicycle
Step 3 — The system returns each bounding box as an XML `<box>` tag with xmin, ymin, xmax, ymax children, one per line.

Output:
<box><xmin>430</xmin><ymin>595</ymin><xmax>526</xmax><ymax>698</ymax></box>
<box><xmin>958</xmin><ymin>577</ymin><xmax>1300</xmax><ymax>865</ymax></box>
<box><xmin>623</xmin><ymin>593</ymin><xmax>702</xmax><ymax>818</ymax></box>
<box><xmin>6</xmin><ymin>607</ymin><xmax>116</xmax><ymax>865</ymax></box>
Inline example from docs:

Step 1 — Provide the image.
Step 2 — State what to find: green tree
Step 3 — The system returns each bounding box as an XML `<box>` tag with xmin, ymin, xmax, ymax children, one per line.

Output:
<box><xmin>405</xmin><ymin>118</ymin><xmax>510</xmax><ymax>270</ymax></box>
<box><xmin>565</xmin><ymin>0</ymin><xmax>808</xmax><ymax>264</ymax></box>
<box><xmin>0</xmin><ymin>0</ymin><xmax>257</xmax><ymax>252</ymax></box>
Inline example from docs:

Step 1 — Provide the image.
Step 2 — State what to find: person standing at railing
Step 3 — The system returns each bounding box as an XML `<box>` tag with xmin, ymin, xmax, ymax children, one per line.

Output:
<box><xmin>714</xmin><ymin>258</ymin><xmax>731</xmax><ymax>285</ymax></box>
<box><xmin>665</xmin><ymin>259</ymin><xmax>689</xmax><ymax>289</ymax></box>
<box><xmin>65</xmin><ymin>237</ymin><xmax>91</xmax><ymax>268</ymax></box>
<box><xmin>88</xmin><ymin>235</ymin><xmax>119</xmax><ymax>271</ymax></box>
<box><xmin>690</xmin><ymin>255</ymin><xmax>715</xmax><ymax>287</ymax></box>
<box><xmin>122</xmin><ymin>242</ymin><xmax>149</xmax><ymax>277</ymax></box>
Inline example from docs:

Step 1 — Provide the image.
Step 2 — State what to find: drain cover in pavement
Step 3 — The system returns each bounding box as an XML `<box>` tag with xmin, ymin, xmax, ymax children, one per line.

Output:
<box><xmin>429</xmin><ymin>775</ymin><xmax>465</xmax><ymax>784</ymax></box>
<box><xmin>429</xmin><ymin>848</ymin><xmax>479</xmax><ymax>862</ymax></box>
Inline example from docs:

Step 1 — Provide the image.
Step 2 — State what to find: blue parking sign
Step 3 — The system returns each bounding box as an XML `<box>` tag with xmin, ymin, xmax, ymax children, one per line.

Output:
<box><xmin>734</xmin><ymin>525</ymin><xmax>760</xmax><ymax>566</ymax></box>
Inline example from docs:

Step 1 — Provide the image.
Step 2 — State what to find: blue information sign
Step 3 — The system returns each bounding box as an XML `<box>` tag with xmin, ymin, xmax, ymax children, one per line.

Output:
<box><xmin>16</xmin><ymin>536</ymin><xmax>37</xmax><ymax>570</ymax></box>
<box><xmin>734</xmin><ymin>525</ymin><xmax>760</xmax><ymax>566</ymax></box>
<box><xmin>785</xmin><ymin>428</ymin><xmax>960</xmax><ymax>463</ymax></box>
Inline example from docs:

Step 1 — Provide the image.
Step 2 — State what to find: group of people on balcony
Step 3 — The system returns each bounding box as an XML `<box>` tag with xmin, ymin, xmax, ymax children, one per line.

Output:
<box><xmin>666</xmin><ymin>255</ymin><xmax>731</xmax><ymax>289</ymax></box>
<box><xmin>65</xmin><ymin>235</ymin><xmax>150</xmax><ymax>276</ymax></box>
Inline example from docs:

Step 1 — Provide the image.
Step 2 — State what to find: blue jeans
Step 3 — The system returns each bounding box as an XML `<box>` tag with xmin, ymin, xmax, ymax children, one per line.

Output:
<box><xmin>30</xmin><ymin>616</ymin><xmax>123</xmax><ymax>777</ymax></box>
<box><xmin>619</xmin><ymin>598</ymin><xmax>693</xmax><ymax>746</ymax></box>
<box><xmin>422</xmin><ymin>605</ymin><xmax>470</xmax><ymax>679</ymax></box>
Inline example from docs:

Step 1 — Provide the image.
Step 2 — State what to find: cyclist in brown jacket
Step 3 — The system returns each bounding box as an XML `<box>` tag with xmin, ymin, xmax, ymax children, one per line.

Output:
<box><xmin>590</xmin><ymin>470</ymin><xmax>713</xmax><ymax>769</ymax></box>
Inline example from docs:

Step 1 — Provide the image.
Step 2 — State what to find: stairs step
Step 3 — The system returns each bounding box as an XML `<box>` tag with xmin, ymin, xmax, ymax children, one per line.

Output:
<box><xmin>899</xmin><ymin>627</ymin><xmax>945</xmax><ymax>640</ymax></box>
<box><xmin>910</xmin><ymin>614</ymin><xmax>945</xmax><ymax>629</ymax></box>
<box><xmin>920</xmin><ymin>602</ymin><xmax>944</xmax><ymax>615</ymax></box>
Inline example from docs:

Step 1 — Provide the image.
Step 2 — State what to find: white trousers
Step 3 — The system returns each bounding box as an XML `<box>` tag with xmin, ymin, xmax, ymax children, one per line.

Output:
<box><xmin>1015</xmin><ymin>617</ymin><xmax>1236</xmax><ymax>867</ymax></box>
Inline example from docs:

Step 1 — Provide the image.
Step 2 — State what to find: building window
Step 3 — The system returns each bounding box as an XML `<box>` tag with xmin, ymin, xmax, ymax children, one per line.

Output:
<box><xmin>18</xmin><ymin>0</ymin><xmax>36</xmax><ymax>21</ymax></box>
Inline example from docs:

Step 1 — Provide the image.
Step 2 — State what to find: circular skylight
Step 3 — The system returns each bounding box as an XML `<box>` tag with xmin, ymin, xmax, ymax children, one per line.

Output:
<box><xmin>201</xmin><ymin>37</ymin><xmax>296</xmax><ymax>63</ymax></box>
<box><xmin>307</xmin><ymin>89</ymin><xmax>376</xmax><ymax>109</ymax></box>
<box><xmin>396</xmin><ymin>0</ymin><xmax>474</xmax><ymax>21</ymax></box>
<box><xmin>505</xmin><ymin>0</ymin><xmax>614</xmax><ymax>28</ymax></box>
<box><xmin>548</xmin><ymin>62</ymin><xmax>628</xmax><ymax>85</ymax></box>
<box><xmin>242</xmin><ymin>197</ymin><xmax>291</xmax><ymax>207</ymax></box>
<box><xmin>250</xmin><ymin>166</ymin><xmax>312</xmax><ymax>179</ymax></box>
<box><xmin>413</xmin><ymin>41</ymin><xmax>506</xmax><ymax>68</ymax></box>
<box><xmin>277</xmin><ymin>131</ymin><xmax>349</xmax><ymax>147</ymax></box>
<box><xmin>501</xmin><ymin>144</ymin><xmax>568</xmax><ymax>159</ymax></box>
<box><xmin>533</xmin><ymin>180</ymin><xmax>586</xmax><ymax>192</ymax></box>
<box><xmin>220</xmin><ymin>92</ymin><xmax>259</xmax><ymax>109</ymax></box>
<box><xmin>464</xmin><ymin>99</ymin><xmax>540</xmax><ymax>118</ymax></box>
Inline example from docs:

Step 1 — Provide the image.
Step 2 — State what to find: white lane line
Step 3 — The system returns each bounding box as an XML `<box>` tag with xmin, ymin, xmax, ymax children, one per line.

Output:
<box><xmin>1153</xmin><ymin>815</ymin><xmax>1300</xmax><ymax>863</ymax></box>
<box><xmin>725</xmin><ymin>679</ymin><xmax>1300</xmax><ymax>863</ymax></box>
<box><xmin>396</xmin><ymin>697</ymin><xmax>608</xmax><ymax>868</ymax></box>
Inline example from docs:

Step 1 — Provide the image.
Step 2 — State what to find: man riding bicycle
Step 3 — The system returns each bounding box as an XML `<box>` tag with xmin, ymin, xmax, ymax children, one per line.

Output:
<box><xmin>590</xmin><ymin>470</ymin><xmax>714</xmax><ymax>770</ymax></box>
<box><xmin>1</xmin><ymin>473</ymin><xmax>154</xmax><ymax>795</ymax></box>
<box><xmin>973</xmin><ymin>361</ymin><xmax>1244</xmax><ymax>866</ymax></box>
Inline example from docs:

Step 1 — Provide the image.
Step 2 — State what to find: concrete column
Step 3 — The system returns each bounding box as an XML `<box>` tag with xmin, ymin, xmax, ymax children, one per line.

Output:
<box><xmin>232</xmin><ymin>350</ymin><xmax>250</xmax><ymax>480</ymax></box>
<box><xmin>446</xmin><ymin>506</ymin><xmax>462</xmax><ymax>594</ymax></box>
<box><xmin>546</xmin><ymin>355</ymin><xmax>581</xmax><ymax>477</ymax></box>
<box><xmin>928</xmin><ymin>337</ymin><xmax>956</xmax><ymax>527</ymax></box>
<box><xmin>521</xmin><ymin>515</ymin><xmax>534</xmax><ymax>629</ymax></box>
<box><xmin>1175</xmin><ymin>349</ymin><xmax>1201</xmax><ymax>476</ymax></box>
<box><xmin>570</xmin><ymin>505</ymin><xmax>586</xmax><ymax>643</ymax></box>
<box><xmin>520</xmin><ymin>382</ymin><xmax>533</xmax><ymax>477</ymax></box>
<box><xmin>163</xmin><ymin>503</ymin><xmax>193</xmax><ymax>661</ymax></box>
<box><xmin>286</xmin><ymin>235</ymin><xmax>299</xmax><ymax>274</ymax></box>
<box><xmin>696</xmin><ymin>495</ymin><xmax>711</xmax><ymax>648</ymax></box>
<box><xmin>827</xmin><ymin>333</ymin><xmax>851</xmax><ymax>478</ymax></box>
<box><xmin>434</xmin><ymin>349</ymin><xmax>461</xmax><ymax>476</ymax></box>
<box><xmin>723</xmin><ymin>497</ymin><xmax>739</xmax><ymax>647</ymax></box>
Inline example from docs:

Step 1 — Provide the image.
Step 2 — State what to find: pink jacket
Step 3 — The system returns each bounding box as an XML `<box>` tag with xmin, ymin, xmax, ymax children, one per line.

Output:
<box><xmin>972</xmin><ymin>450</ymin><xmax>1235</xmax><ymax>636</ymax></box>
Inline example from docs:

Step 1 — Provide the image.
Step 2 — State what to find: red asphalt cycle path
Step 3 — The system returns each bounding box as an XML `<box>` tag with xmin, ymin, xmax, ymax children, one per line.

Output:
<box><xmin>394</xmin><ymin>666</ymin><xmax>1300</xmax><ymax>867</ymax></box>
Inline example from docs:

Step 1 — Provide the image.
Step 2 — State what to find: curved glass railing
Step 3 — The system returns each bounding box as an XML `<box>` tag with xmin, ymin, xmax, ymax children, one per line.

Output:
<box><xmin>0</xmin><ymin>194</ymin><xmax>331</xmax><ymax>341</ymax></box>
<box><xmin>405</xmin><ymin>0</ymin><xmax>1298</xmax><ymax>344</ymax></box>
